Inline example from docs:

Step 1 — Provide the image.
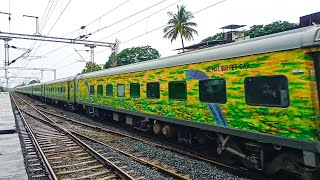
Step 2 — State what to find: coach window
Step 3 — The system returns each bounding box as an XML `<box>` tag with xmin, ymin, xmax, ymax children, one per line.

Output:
<box><xmin>169</xmin><ymin>81</ymin><xmax>187</xmax><ymax>101</ymax></box>
<box><xmin>106</xmin><ymin>84</ymin><xmax>113</xmax><ymax>96</ymax></box>
<box><xmin>244</xmin><ymin>75</ymin><xmax>289</xmax><ymax>107</ymax></box>
<box><xmin>90</xmin><ymin>85</ymin><xmax>95</xmax><ymax>95</ymax></box>
<box><xmin>130</xmin><ymin>83</ymin><xmax>140</xmax><ymax>98</ymax></box>
<box><xmin>97</xmin><ymin>85</ymin><xmax>103</xmax><ymax>96</ymax></box>
<box><xmin>147</xmin><ymin>82</ymin><xmax>160</xmax><ymax>99</ymax></box>
<box><xmin>199</xmin><ymin>79</ymin><xmax>227</xmax><ymax>104</ymax></box>
<box><xmin>117</xmin><ymin>84</ymin><xmax>125</xmax><ymax>97</ymax></box>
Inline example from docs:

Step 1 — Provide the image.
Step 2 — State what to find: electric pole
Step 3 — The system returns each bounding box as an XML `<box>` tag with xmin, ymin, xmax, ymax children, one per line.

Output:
<box><xmin>85</xmin><ymin>44</ymin><xmax>96</xmax><ymax>63</ymax></box>
<box><xmin>23</xmin><ymin>15</ymin><xmax>40</xmax><ymax>35</ymax></box>
<box><xmin>4</xmin><ymin>38</ymin><xmax>12</xmax><ymax>89</ymax></box>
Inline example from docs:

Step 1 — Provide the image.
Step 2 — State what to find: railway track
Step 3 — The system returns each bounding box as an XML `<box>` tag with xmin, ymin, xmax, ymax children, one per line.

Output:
<box><xmin>14</xmin><ymin>105</ymin><xmax>52</xmax><ymax>179</ymax></box>
<box><xmin>11</xmin><ymin>93</ymin><xmax>141</xmax><ymax>180</ymax></box>
<box><xmin>12</xmin><ymin>93</ymin><xmax>258</xmax><ymax>179</ymax></box>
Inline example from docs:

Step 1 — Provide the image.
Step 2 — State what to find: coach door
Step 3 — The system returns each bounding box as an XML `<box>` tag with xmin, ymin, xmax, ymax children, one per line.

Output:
<box><xmin>313</xmin><ymin>53</ymin><xmax>320</xmax><ymax>110</ymax></box>
<box><xmin>68</xmin><ymin>81</ymin><xmax>70</xmax><ymax>100</ymax></box>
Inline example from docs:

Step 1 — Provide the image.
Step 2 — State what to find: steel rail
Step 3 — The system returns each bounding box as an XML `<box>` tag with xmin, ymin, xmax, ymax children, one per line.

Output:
<box><xmin>10</xmin><ymin>93</ymin><xmax>58</xmax><ymax>180</ymax></box>
<box><xmin>13</xmin><ymin>93</ymin><xmax>136</xmax><ymax>180</ymax></box>
<box><xmin>38</xmin><ymin>108</ymin><xmax>239</xmax><ymax>169</ymax></box>
<box><xmin>17</xmin><ymin>92</ymin><xmax>263</xmax><ymax>179</ymax></box>
<box><xmin>72</xmin><ymin>130</ymin><xmax>191</xmax><ymax>180</ymax></box>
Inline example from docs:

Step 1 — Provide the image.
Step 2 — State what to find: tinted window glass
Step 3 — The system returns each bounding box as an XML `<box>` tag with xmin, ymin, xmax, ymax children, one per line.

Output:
<box><xmin>117</xmin><ymin>84</ymin><xmax>125</xmax><ymax>97</ymax></box>
<box><xmin>169</xmin><ymin>81</ymin><xmax>187</xmax><ymax>101</ymax></box>
<box><xmin>106</xmin><ymin>84</ymin><xmax>113</xmax><ymax>96</ymax></box>
<box><xmin>90</xmin><ymin>85</ymin><xmax>95</xmax><ymax>95</ymax></box>
<box><xmin>97</xmin><ymin>85</ymin><xmax>103</xmax><ymax>96</ymax></box>
<box><xmin>199</xmin><ymin>79</ymin><xmax>227</xmax><ymax>104</ymax></box>
<box><xmin>130</xmin><ymin>83</ymin><xmax>140</xmax><ymax>98</ymax></box>
<box><xmin>147</xmin><ymin>82</ymin><xmax>160</xmax><ymax>99</ymax></box>
<box><xmin>245</xmin><ymin>75</ymin><xmax>289</xmax><ymax>107</ymax></box>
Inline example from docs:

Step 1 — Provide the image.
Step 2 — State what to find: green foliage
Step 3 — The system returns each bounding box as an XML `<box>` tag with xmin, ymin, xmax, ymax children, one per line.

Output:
<box><xmin>82</xmin><ymin>61</ymin><xmax>102</xmax><ymax>74</ymax></box>
<box><xmin>200</xmin><ymin>21</ymin><xmax>298</xmax><ymax>43</ymax></box>
<box><xmin>104</xmin><ymin>46</ymin><xmax>160</xmax><ymax>69</ymax></box>
<box><xmin>244</xmin><ymin>21</ymin><xmax>298</xmax><ymax>38</ymax></box>
<box><xmin>200</xmin><ymin>32</ymin><xmax>224</xmax><ymax>43</ymax></box>
<box><xmin>163</xmin><ymin>5</ymin><xmax>198</xmax><ymax>52</ymax></box>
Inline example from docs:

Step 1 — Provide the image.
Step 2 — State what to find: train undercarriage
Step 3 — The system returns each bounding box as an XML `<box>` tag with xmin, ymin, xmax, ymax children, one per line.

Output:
<box><xmin>37</xmin><ymin>96</ymin><xmax>320</xmax><ymax>180</ymax></box>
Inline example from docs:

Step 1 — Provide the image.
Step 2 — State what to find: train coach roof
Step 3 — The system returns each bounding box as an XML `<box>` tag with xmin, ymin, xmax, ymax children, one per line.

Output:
<box><xmin>77</xmin><ymin>25</ymin><xmax>320</xmax><ymax>80</ymax></box>
<box><xmin>18</xmin><ymin>83</ymin><xmax>42</xmax><ymax>88</ymax></box>
<box><xmin>44</xmin><ymin>76</ymin><xmax>76</xmax><ymax>85</ymax></box>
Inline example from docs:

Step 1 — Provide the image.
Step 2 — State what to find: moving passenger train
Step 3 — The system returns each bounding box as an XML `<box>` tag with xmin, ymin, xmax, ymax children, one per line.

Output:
<box><xmin>15</xmin><ymin>25</ymin><xmax>320</xmax><ymax>178</ymax></box>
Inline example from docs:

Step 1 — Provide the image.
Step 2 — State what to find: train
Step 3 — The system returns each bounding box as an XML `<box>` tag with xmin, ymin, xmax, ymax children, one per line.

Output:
<box><xmin>15</xmin><ymin>25</ymin><xmax>320</xmax><ymax>178</ymax></box>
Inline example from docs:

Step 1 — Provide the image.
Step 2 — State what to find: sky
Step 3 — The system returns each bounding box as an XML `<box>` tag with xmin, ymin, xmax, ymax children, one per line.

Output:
<box><xmin>0</xmin><ymin>0</ymin><xmax>319</xmax><ymax>88</ymax></box>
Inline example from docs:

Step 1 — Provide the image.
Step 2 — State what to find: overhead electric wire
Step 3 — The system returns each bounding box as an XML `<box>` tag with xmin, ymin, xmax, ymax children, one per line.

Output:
<box><xmin>100</xmin><ymin>0</ymin><xmax>182</xmax><ymax>41</ymax></box>
<box><xmin>39</xmin><ymin>0</ymin><xmax>52</xmax><ymax>30</ymax></box>
<box><xmin>123</xmin><ymin>0</ymin><xmax>229</xmax><ymax>44</ymax></box>
<box><xmin>93</xmin><ymin>0</ymin><xmax>230</xmax><ymax>56</ymax></box>
<box><xmin>40</xmin><ymin>0</ymin><xmax>58</xmax><ymax>33</ymax></box>
<box><xmin>27</xmin><ymin>0</ymin><xmax>58</xmax><ymax>59</ymax></box>
<box><xmin>10</xmin><ymin>0</ymin><xmax>54</xmax><ymax>79</ymax></box>
<box><xmin>28</xmin><ymin>0</ymin><xmax>52</xmax><ymax>53</ymax></box>
<box><xmin>61</xmin><ymin>0</ymin><xmax>130</xmax><ymax>38</ymax></box>
<box><xmin>13</xmin><ymin>0</ymin><xmax>60</xmax><ymax>82</ymax></box>
<box><xmin>56</xmin><ymin>59</ymin><xmax>80</xmax><ymax>70</ymax></box>
<box><xmin>89</xmin><ymin>0</ymin><xmax>169</xmax><ymax>36</ymax></box>
<box><xmin>46</xmin><ymin>0</ymin><xmax>72</xmax><ymax>35</ymax></box>
<box><xmin>37</xmin><ymin>0</ymin><xmax>130</xmax><ymax>58</ymax></box>
<box><xmin>52</xmin><ymin>0</ymin><xmax>174</xmax><ymax>70</ymax></box>
<box><xmin>49</xmin><ymin>51</ymin><xmax>76</xmax><ymax>68</ymax></box>
<box><xmin>31</xmin><ymin>0</ymin><xmax>71</xmax><ymax>59</ymax></box>
<box><xmin>28</xmin><ymin>0</ymin><xmax>58</xmax><ymax>58</ymax></box>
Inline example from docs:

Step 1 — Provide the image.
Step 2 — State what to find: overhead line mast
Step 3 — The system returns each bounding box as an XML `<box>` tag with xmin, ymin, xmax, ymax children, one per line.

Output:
<box><xmin>0</xmin><ymin>31</ymin><xmax>116</xmax><ymax>88</ymax></box>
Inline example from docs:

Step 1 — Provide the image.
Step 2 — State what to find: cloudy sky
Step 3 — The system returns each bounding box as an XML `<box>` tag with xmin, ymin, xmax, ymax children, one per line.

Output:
<box><xmin>0</xmin><ymin>0</ymin><xmax>319</xmax><ymax>87</ymax></box>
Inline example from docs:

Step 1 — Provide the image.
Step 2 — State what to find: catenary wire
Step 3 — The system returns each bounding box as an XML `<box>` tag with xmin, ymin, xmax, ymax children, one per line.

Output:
<box><xmin>61</xmin><ymin>0</ymin><xmax>130</xmax><ymax>38</ymax></box>
<box><xmin>89</xmin><ymin>0</ymin><xmax>170</xmax><ymax>36</ymax></box>
<box><xmin>10</xmin><ymin>0</ymin><xmax>55</xmax><ymax>79</ymax></box>
<box><xmin>93</xmin><ymin>0</ymin><xmax>230</xmax><ymax>56</ymax></box>
<box><xmin>52</xmin><ymin>0</ymin><xmax>176</xmax><ymax>69</ymax></box>
<box><xmin>46</xmin><ymin>0</ymin><xmax>72</xmax><ymax>35</ymax></box>
<box><xmin>37</xmin><ymin>0</ymin><xmax>131</xmax><ymax>58</ymax></box>
<box><xmin>100</xmin><ymin>0</ymin><xmax>182</xmax><ymax>41</ymax></box>
<box><xmin>27</xmin><ymin>0</ymin><xmax>71</xmax><ymax>70</ymax></box>
<box><xmin>123</xmin><ymin>0</ymin><xmax>229</xmax><ymax>44</ymax></box>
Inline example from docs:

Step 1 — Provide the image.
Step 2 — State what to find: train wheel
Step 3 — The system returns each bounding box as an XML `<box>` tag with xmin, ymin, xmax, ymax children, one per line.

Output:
<box><xmin>153</xmin><ymin>122</ymin><xmax>162</xmax><ymax>135</ymax></box>
<box><xmin>162</xmin><ymin>125</ymin><xmax>176</xmax><ymax>138</ymax></box>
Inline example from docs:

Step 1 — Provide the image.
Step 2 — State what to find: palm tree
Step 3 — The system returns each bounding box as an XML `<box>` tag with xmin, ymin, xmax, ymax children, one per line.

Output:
<box><xmin>163</xmin><ymin>5</ymin><xmax>198</xmax><ymax>52</ymax></box>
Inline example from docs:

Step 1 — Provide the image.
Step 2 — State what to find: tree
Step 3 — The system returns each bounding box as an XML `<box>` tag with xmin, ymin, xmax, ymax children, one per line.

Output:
<box><xmin>29</xmin><ymin>80</ymin><xmax>40</xmax><ymax>84</ymax></box>
<box><xmin>200</xmin><ymin>20</ymin><xmax>299</xmax><ymax>43</ymax></box>
<box><xmin>245</xmin><ymin>21</ymin><xmax>298</xmax><ymax>38</ymax></box>
<box><xmin>82</xmin><ymin>61</ymin><xmax>102</xmax><ymax>74</ymax></box>
<box><xmin>163</xmin><ymin>5</ymin><xmax>198</xmax><ymax>52</ymax></box>
<box><xmin>200</xmin><ymin>32</ymin><xmax>224</xmax><ymax>43</ymax></box>
<box><xmin>104</xmin><ymin>46</ymin><xmax>160</xmax><ymax>69</ymax></box>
